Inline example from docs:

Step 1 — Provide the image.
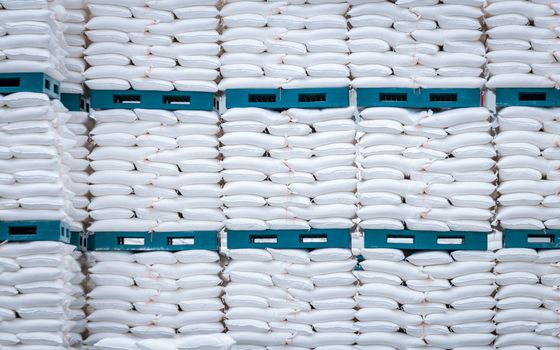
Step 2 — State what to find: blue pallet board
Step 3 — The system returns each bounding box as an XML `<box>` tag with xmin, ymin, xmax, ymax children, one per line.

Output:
<box><xmin>70</xmin><ymin>231</ymin><xmax>87</xmax><ymax>251</ymax></box>
<box><xmin>227</xmin><ymin>229</ymin><xmax>351</xmax><ymax>249</ymax></box>
<box><xmin>88</xmin><ymin>231</ymin><xmax>219</xmax><ymax>251</ymax></box>
<box><xmin>364</xmin><ymin>229</ymin><xmax>488</xmax><ymax>251</ymax></box>
<box><xmin>356</xmin><ymin>88</ymin><xmax>482</xmax><ymax>108</ymax></box>
<box><xmin>225</xmin><ymin>87</ymin><xmax>350</xmax><ymax>109</ymax></box>
<box><xmin>495</xmin><ymin>88</ymin><xmax>560</xmax><ymax>107</ymax></box>
<box><xmin>61</xmin><ymin>93</ymin><xmax>90</xmax><ymax>112</ymax></box>
<box><xmin>0</xmin><ymin>73</ymin><xmax>60</xmax><ymax>99</ymax></box>
<box><xmin>504</xmin><ymin>229</ymin><xmax>560</xmax><ymax>249</ymax></box>
<box><xmin>0</xmin><ymin>220</ymin><xmax>71</xmax><ymax>243</ymax></box>
<box><xmin>90</xmin><ymin>90</ymin><xmax>214</xmax><ymax>111</ymax></box>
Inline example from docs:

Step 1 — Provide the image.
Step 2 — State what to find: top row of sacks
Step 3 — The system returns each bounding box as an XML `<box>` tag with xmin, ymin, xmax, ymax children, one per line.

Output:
<box><xmin>2</xmin><ymin>0</ymin><xmax>559</xmax><ymax>93</ymax></box>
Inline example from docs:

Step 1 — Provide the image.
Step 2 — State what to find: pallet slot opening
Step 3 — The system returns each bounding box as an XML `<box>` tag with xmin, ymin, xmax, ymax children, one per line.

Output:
<box><xmin>301</xmin><ymin>235</ymin><xmax>328</xmax><ymax>243</ymax></box>
<box><xmin>528</xmin><ymin>235</ymin><xmax>552</xmax><ymax>243</ymax></box>
<box><xmin>163</xmin><ymin>95</ymin><xmax>191</xmax><ymax>105</ymax></box>
<box><xmin>114</xmin><ymin>95</ymin><xmax>141</xmax><ymax>104</ymax></box>
<box><xmin>299</xmin><ymin>93</ymin><xmax>326</xmax><ymax>102</ymax></box>
<box><xmin>119</xmin><ymin>237</ymin><xmax>144</xmax><ymax>245</ymax></box>
<box><xmin>248</xmin><ymin>94</ymin><xmax>276</xmax><ymax>103</ymax></box>
<box><xmin>251</xmin><ymin>235</ymin><xmax>277</xmax><ymax>244</ymax></box>
<box><xmin>519</xmin><ymin>92</ymin><xmax>546</xmax><ymax>101</ymax></box>
<box><xmin>380</xmin><ymin>93</ymin><xmax>407</xmax><ymax>102</ymax></box>
<box><xmin>53</xmin><ymin>84</ymin><xmax>59</xmax><ymax>94</ymax></box>
<box><xmin>430</xmin><ymin>93</ymin><xmax>457</xmax><ymax>102</ymax></box>
<box><xmin>169</xmin><ymin>237</ymin><xmax>195</xmax><ymax>245</ymax></box>
<box><xmin>437</xmin><ymin>237</ymin><xmax>464</xmax><ymax>245</ymax></box>
<box><xmin>387</xmin><ymin>236</ymin><xmax>414</xmax><ymax>244</ymax></box>
<box><xmin>44</xmin><ymin>79</ymin><xmax>50</xmax><ymax>90</ymax></box>
<box><xmin>0</xmin><ymin>78</ymin><xmax>20</xmax><ymax>87</ymax></box>
<box><xmin>9</xmin><ymin>226</ymin><xmax>37</xmax><ymax>235</ymax></box>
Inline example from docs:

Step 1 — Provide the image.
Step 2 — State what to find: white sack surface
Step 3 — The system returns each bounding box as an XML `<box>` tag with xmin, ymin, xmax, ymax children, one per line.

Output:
<box><xmin>86</xmin><ymin>250</ymin><xmax>234</xmax><ymax>350</ymax></box>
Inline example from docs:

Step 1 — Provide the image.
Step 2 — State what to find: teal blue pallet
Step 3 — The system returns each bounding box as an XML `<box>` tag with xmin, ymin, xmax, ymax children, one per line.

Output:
<box><xmin>88</xmin><ymin>231</ymin><xmax>219</xmax><ymax>251</ymax></box>
<box><xmin>0</xmin><ymin>220</ymin><xmax>71</xmax><ymax>243</ymax></box>
<box><xmin>70</xmin><ymin>231</ymin><xmax>87</xmax><ymax>251</ymax></box>
<box><xmin>61</xmin><ymin>93</ymin><xmax>90</xmax><ymax>112</ymax></box>
<box><xmin>227</xmin><ymin>229</ymin><xmax>351</xmax><ymax>249</ymax></box>
<box><xmin>0</xmin><ymin>73</ymin><xmax>60</xmax><ymax>99</ymax></box>
<box><xmin>225</xmin><ymin>88</ymin><xmax>349</xmax><ymax>109</ymax></box>
<box><xmin>364</xmin><ymin>229</ymin><xmax>488</xmax><ymax>251</ymax></box>
<box><xmin>504</xmin><ymin>229</ymin><xmax>560</xmax><ymax>249</ymax></box>
<box><xmin>356</xmin><ymin>88</ymin><xmax>481</xmax><ymax>108</ymax></box>
<box><xmin>495</xmin><ymin>88</ymin><xmax>560</xmax><ymax>107</ymax></box>
<box><xmin>90</xmin><ymin>90</ymin><xmax>214</xmax><ymax>111</ymax></box>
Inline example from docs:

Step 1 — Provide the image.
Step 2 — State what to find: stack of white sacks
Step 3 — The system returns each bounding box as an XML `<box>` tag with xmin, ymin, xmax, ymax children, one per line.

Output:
<box><xmin>0</xmin><ymin>241</ymin><xmax>85</xmax><ymax>349</ymax></box>
<box><xmin>53</xmin><ymin>0</ymin><xmax>88</xmax><ymax>94</ymax></box>
<box><xmin>83</xmin><ymin>0</ymin><xmax>220</xmax><ymax>92</ymax></box>
<box><xmin>0</xmin><ymin>92</ymin><xmax>85</xmax><ymax>232</ymax></box>
<box><xmin>223</xmin><ymin>248</ymin><xmax>357</xmax><ymax>349</ymax></box>
<box><xmin>356</xmin><ymin>249</ymin><xmax>497</xmax><ymax>349</ymax></box>
<box><xmin>484</xmin><ymin>0</ymin><xmax>560</xmax><ymax>89</ymax></box>
<box><xmin>218</xmin><ymin>0</ymin><xmax>350</xmax><ymax>91</ymax></box>
<box><xmin>66</xmin><ymin>108</ymin><xmax>90</xmax><ymax>233</ymax></box>
<box><xmin>87</xmin><ymin>108</ymin><xmax>223</xmax><ymax>233</ymax></box>
<box><xmin>357</xmin><ymin>107</ymin><xmax>496</xmax><ymax>234</ymax></box>
<box><xmin>347</xmin><ymin>0</ymin><xmax>486</xmax><ymax>90</ymax></box>
<box><xmin>493</xmin><ymin>248</ymin><xmax>560</xmax><ymax>349</ymax></box>
<box><xmin>0</xmin><ymin>0</ymin><xmax>69</xmax><ymax>83</ymax></box>
<box><xmin>85</xmin><ymin>250</ymin><xmax>234</xmax><ymax>350</ymax></box>
<box><xmin>495</xmin><ymin>107</ymin><xmax>560</xmax><ymax>231</ymax></box>
<box><xmin>220</xmin><ymin>107</ymin><xmax>357</xmax><ymax>231</ymax></box>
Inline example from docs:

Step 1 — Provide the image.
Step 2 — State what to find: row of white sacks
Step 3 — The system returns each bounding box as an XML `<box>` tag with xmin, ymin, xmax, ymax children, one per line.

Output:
<box><xmin>0</xmin><ymin>92</ymin><xmax>88</xmax><ymax>232</ymax></box>
<box><xmin>83</xmin><ymin>0</ymin><xmax>490</xmax><ymax>91</ymax></box>
<box><xmin>83</xmin><ymin>0</ymin><xmax>221</xmax><ymax>92</ymax></box>
<box><xmin>484</xmin><ymin>0</ymin><xmax>560</xmax><ymax>89</ymax></box>
<box><xmin>84</xmin><ymin>247</ymin><xmax>560</xmax><ymax>350</ymax></box>
<box><xmin>218</xmin><ymin>0</ymin><xmax>352</xmax><ymax>90</ymax></box>
<box><xmin>86</xmin><ymin>250</ymin><xmax>235</xmax><ymax>350</ymax></box>
<box><xmin>87</xmin><ymin>108</ymin><xmax>224</xmax><ymax>233</ymax></box>
<box><xmin>0</xmin><ymin>241</ymin><xmax>85</xmax><ymax>350</ymax></box>
<box><xmin>345</xmin><ymin>0</ymin><xmax>487</xmax><ymax>90</ymax></box>
<box><xmin>356</xmin><ymin>248</ymin><xmax>560</xmax><ymax>350</ymax></box>
<box><xmin>5</xmin><ymin>0</ymin><xmax>560</xmax><ymax>91</ymax></box>
<box><xmin>83</xmin><ymin>105</ymin><xmax>560</xmax><ymax>233</ymax></box>
<box><xmin>357</xmin><ymin>106</ymin><xmax>495</xmax><ymax>233</ymax></box>
<box><xmin>220</xmin><ymin>107</ymin><xmax>358</xmax><ymax>231</ymax></box>
<box><xmin>0</xmin><ymin>0</ymin><xmax>73</xmax><ymax>86</ymax></box>
<box><xmin>495</xmin><ymin>106</ymin><xmax>560</xmax><ymax>231</ymax></box>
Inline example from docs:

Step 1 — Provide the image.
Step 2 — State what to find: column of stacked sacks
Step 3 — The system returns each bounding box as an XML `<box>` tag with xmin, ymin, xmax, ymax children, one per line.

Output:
<box><xmin>0</xmin><ymin>0</ymin><xmax>68</xmax><ymax>81</ymax></box>
<box><xmin>85</xmin><ymin>250</ymin><xmax>233</xmax><ymax>350</ymax></box>
<box><xmin>347</xmin><ymin>0</ymin><xmax>486</xmax><ymax>90</ymax></box>
<box><xmin>493</xmin><ymin>248</ymin><xmax>560</xmax><ymax>349</ymax></box>
<box><xmin>87</xmin><ymin>109</ymin><xmax>223</xmax><ymax>233</ymax></box>
<box><xmin>485</xmin><ymin>0</ymin><xmax>560</xmax><ymax>89</ymax></box>
<box><xmin>356</xmin><ymin>107</ymin><xmax>498</xmax><ymax>240</ymax></box>
<box><xmin>223</xmin><ymin>248</ymin><xmax>357</xmax><ymax>349</ymax></box>
<box><xmin>220</xmin><ymin>107</ymin><xmax>358</xmax><ymax>231</ymax></box>
<box><xmin>495</xmin><ymin>107</ymin><xmax>560</xmax><ymax>231</ymax></box>
<box><xmin>218</xmin><ymin>0</ymin><xmax>350</xmax><ymax>90</ymax></box>
<box><xmin>0</xmin><ymin>92</ymin><xmax>87</xmax><ymax>233</ymax></box>
<box><xmin>84</xmin><ymin>0</ymin><xmax>219</xmax><ymax>93</ymax></box>
<box><xmin>65</xmin><ymin>106</ymin><xmax>91</xmax><ymax>234</ymax></box>
<box><xmin>0</xmin><ymin>241</ymin><xmax>86</xmax><ymax>349</ymax></box>
<box><xmin>54</xmin><ymin>0</ymin><xmax>88</xmax><ymax>95</ymax></box>
<box><xmin>356</xmin><ymin>249</ymin><xmax>497</xmax><ymax>349</ymax></box>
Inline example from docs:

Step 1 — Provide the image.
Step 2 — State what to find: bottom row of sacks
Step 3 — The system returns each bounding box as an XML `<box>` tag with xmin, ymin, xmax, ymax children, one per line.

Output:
<box><xmin>75</xmin><ymin>248</ymin><xmax>560</xmax><ymax>350</ymax></box>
